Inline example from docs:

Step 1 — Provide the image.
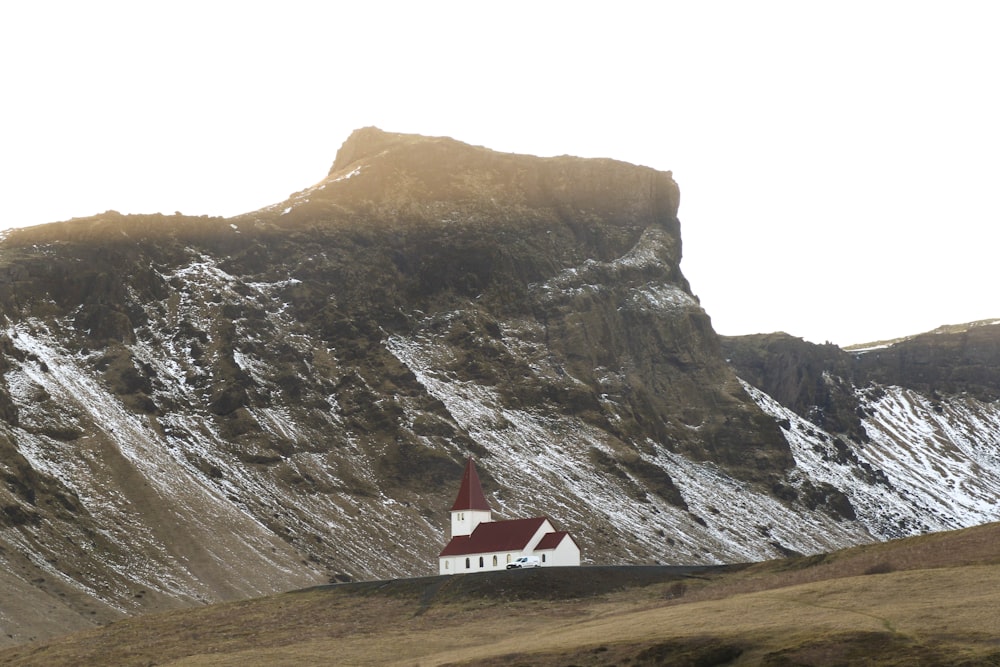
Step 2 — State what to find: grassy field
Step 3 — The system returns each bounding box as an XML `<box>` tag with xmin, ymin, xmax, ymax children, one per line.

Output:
<box><xmin>2</xmin><ymin>523</ymin><xmax>1000</xmax><ymax>666</ymax></box>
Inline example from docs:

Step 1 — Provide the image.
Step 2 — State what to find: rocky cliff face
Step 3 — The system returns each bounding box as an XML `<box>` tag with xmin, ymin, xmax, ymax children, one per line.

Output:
<box><xmin>722</xmin><ymin>323</ymin><xmax>1000</xmax><ymax>537</ymax></box>
<box><xmin>0</xmin><ymin>129</ymin><xmax>997</xmax><ymax>645</ymax></box>
<box><xmin>722</xmin><ymin>320</ymin><xmax>1000</xmax><ymax>439</ymax></box>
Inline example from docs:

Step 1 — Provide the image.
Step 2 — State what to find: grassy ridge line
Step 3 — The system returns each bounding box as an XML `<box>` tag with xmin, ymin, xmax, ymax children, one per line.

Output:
<box><xmin>23</xmin><ymin>565</ymin><xmax>992</xmax><ymax>667</ymax></box>
<box><xmin>420</xmin><ymin>565</ymin><xmax>1000</xmax><ymax>666</ymax></box>
<box><xmin>2</xmin><ymin>523</ymin><xmax>999</xmax><ymax>666</ymax></box>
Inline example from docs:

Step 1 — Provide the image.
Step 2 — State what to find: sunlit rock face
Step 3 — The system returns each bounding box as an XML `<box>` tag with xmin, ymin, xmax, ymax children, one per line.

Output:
<box><xmin>0</xmin><ymin>128</ymin><xmax>998</xmax><ymax>645</ymax></box>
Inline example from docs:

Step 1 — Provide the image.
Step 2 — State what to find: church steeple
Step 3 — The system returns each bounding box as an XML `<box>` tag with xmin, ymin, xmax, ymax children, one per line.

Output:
<box><xmin>449</xmin><ymin>457</ymin><xmax>492</xmax><ymax>537</ymax></box>
<box><xmin>451</xmin><ymin>457</ymin><xmax>491</xmax><ymax>512</ymax></box>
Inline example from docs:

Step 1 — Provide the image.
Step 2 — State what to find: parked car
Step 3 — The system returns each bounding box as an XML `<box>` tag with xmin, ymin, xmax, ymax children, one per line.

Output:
<box><xmin>506</xmin><ymin>556</ymin><xmax>540</xmax><ymax>569</ymax></box>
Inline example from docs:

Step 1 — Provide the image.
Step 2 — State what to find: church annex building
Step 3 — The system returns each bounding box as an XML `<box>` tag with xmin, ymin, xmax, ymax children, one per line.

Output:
<box><xmin>438</xmin><ymin>457</ymin><xmax>581</xmax><ymax>574</ymax></box>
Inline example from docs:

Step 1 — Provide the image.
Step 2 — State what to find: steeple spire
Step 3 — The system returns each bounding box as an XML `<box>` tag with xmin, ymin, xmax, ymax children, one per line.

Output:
<box><xmin>448</xmin><ymin>457</ymin><xmax>493</xmax><ymax>538</ymax></box>
<box><xmin>450</xmin><ymin>457</ymin><xmax>491</xmax><ymax>512</ymax></box>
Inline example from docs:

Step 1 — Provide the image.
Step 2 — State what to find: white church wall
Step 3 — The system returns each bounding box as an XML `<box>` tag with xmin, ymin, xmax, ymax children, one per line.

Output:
<box><xmin>450</xmin><ymin>509</ymin><xmax>492</xmax><ymax>538</ymax></box>
<box><xmin>439</xmin><ymin>551</ymin><xmax>519</xmax><ymax>574</ymax></box>
<box><xmin>542</xmin><ymin>537</ymin><xmax>581</xmax><ymax>567</ymax></box>
<box><xmin>522</xmin><ymin>519</ymin><xmax>555</xmax><ymax>554</ymax></box>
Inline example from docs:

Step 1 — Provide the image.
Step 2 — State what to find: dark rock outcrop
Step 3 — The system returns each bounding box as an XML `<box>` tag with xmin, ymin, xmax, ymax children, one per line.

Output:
<box><xmin>723</xmin><ymin>321</ymin><xmax>1000</xmax><ymax>442</ymax></box>
<box><xmin>854</xmin><ymin>323</ymin><xmax>1000</xmax><ymax>402</ymax></box>
<box><xmin>721</xmin><ymin>333</ymin><xmax>867</xmax><ymax>442</ymax></box>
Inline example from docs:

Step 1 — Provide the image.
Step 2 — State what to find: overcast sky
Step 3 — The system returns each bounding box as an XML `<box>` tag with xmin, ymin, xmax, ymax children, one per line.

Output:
<box><xmin>2</xmin><ymin>1</ymin><xmax>997</xmax><ymax>346</ymax></box>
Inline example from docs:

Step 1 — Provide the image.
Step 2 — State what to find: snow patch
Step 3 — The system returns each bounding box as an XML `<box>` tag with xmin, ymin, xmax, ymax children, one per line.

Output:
<box><xmin>387</xmin><ymin>331</ymin><xmax>876</xmax><ymax>565</ymax></box>
<box><xmin>743</xmin><ymin>381</ymin><xmax>1000</xmax><ymax>539</ymax></box>
<box><xmin>331</xmin><ymin>166</ymin><xmax>363</xmax><ymax>183</ymax></box>
<box><xmin>627</xmin><ymin>283</ymin><xmax>697</xmax><ymax>312</ymax></box>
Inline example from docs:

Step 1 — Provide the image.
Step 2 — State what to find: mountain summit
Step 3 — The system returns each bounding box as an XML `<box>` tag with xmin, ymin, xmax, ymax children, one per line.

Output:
<box><xmin>1</xmin><ymin>129</ymin><xmax>998</xmax><ymax>645</ymax></box>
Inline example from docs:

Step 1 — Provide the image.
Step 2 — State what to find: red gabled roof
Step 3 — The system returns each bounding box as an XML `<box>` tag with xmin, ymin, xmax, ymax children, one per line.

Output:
<box><xmin>439</xmin><ymin>517</ymin><xmax>547</xmax><ymax>557</ymax></box>
<box><xmin>450</xmin><ymin>457</ymin><xmax>491</xmax><ymax>512</ymax></box>
<box><xmin>535</xmin><ymin>531</ymin><xmax>571</xmax><ymax>551</ymax></box>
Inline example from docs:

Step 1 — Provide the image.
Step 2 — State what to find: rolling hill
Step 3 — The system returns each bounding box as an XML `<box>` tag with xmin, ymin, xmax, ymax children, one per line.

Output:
<box><xmin>2</xmin><ymin>522</ymin><xmax>999</xmax><ymax>666</ymax></box>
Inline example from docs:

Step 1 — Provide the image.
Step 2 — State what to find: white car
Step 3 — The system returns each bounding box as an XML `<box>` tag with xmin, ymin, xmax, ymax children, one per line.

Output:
<box><xmin>506</xmin><ymin>556</ymin><xmax>540</xmax><ymax>569</ymax></box>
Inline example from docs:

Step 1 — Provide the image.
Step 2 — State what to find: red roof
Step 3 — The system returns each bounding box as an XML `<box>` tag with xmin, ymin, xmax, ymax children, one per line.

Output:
<box><xmin>450</xmin><ymin>457</ymin><xmax>491</xmax><ymax>512</ymax></box>
<box><xmin>439</xmin><ymin>517</ymin><xmax>547</xmax><ymax>557</ymax></box>
<box><xmin>535</xmin><ymin>531</ymin><xmax>571</xmax><ymax>551</ymax></box>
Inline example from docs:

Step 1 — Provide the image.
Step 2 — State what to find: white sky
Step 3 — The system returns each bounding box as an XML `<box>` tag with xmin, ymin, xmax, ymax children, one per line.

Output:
<box><xmin>2</xmin><ymin>1</ymin><xmax>998</xmax><ymax>346</ymax></box>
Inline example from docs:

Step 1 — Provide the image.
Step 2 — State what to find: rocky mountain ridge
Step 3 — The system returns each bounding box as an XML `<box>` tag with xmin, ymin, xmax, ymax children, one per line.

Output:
<box><xmin>0</xmin><ymin>128</ymin><xmax>998</xmax><ymax>645</ymax></box>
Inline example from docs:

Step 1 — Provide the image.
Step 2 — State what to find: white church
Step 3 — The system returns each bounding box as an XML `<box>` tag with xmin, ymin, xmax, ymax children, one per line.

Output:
<box><xmin>438</xmin><ymin>457</ymin><xmax>581</xmax><ymax>574</ymax></box>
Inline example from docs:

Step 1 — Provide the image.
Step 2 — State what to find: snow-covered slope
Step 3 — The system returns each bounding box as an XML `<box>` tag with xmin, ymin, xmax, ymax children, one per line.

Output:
<box><xmin>387</xmin><ymin>329</ymin><xmax>874</xmax><ymax>565</ymax></box>
<box><xmin>4</xmin><ymin>298</ymin><xmax>999</xmax><ymax>646</ymax></box>
<box><xmin>745</xmin><ymin>382</ymin><xmax>1000</xmax><ymax>539</ymax></box>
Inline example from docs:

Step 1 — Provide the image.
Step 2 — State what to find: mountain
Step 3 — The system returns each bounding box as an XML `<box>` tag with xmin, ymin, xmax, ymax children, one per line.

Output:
<box><xmin>1</xmin><ymin>128</ymin><xmax>998</xmax><ymax>645</ymax></box>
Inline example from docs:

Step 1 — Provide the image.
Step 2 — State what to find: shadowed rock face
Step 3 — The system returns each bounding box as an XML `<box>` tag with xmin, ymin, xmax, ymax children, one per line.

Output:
<box><xmin>720</xmin><ymin>334</ymin><xmax>867</xmax><ymax>442</ymax></box>
<box><xmin>0</xmin><ymin>128</ymin><xmax>790</xmax><ymax>481</ymax></box>
<box><xmin>2</xmin><ymin>128</ymin><xmax>996</xmax><ymax>647</ymax></box>
<box><xmin>273</xmin><ymin>128</ymin><xmax>791</xmax><ymax>474</ymax></box>
<box><xmin>853</xmin><ymin>325</ymin><xmax>1000</xmax><ymax>402</ymax></box>
<box><xmin>722</xmin><ymin>321</ymin><xmax>1000</xmax><ymax>443</ymax></box>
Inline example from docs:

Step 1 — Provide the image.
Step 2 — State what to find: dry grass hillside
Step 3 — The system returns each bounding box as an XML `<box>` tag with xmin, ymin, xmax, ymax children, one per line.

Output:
<box><xmin>2</xmin><ymin>522</ymin><xmax>1000</xmax><ymax>666</ymax></box>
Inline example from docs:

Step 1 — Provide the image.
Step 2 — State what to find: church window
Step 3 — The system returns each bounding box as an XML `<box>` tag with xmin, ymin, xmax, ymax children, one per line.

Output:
<box><xmin>479</xmin><ymin>556</ymin><xmax>484</xmax><ymax>568</ymax></box>
<box><xmin>492</xmin><ymin>555</ymin><xmax>498</xmax><ymax>566</ymax></box>
<box><xmin>506</xmin><ymin>554</ymin><xmax>512</xmax><ymax>563</ymax></box>
<box><xmin>445</xmin><ymin>561</ymin><xmax>450</xmax><ymax>570</ymax></box>
<box><xmin>465</xmin><ymin>558</ymin><xmax>470</xmax><ymax>569</ymax></box>
<box><xmin>542</xmin><ymin>554</ymin><xmax>547</xmax><ymax>563</ymax></box>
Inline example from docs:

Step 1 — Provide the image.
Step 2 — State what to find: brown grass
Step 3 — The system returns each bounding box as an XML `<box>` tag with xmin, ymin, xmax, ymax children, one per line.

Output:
<box><xmin>3</xmin><ymin>523</ymin><xmax>1000</xmax><ymax>666</ymax></box>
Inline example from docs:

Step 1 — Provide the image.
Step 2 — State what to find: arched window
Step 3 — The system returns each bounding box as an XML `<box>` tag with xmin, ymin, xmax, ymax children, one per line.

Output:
<box><xmin>542</xmin><ymin>554</ymin><xmax>547</xmax><ymax>563</ymax></box>
<box><xmin>445</xmin><ymin>561</ymin><xmax>450</xmax><ymax>570</ymax></box>
<box><xmin>506</xmin><ymin>554</ymin><xmax>512</xmax><ymax>564</ymax></box>
<box><xmin>492</xmin><ymin>555</ymin><xmax>498</xmax><ymax>567</ymax></box>
<box><xmin>479</xmin><ymin>556</ymin><xmax>484</xmax><ymax>568</ymax></box>
<box><xmin>465</xmin><ymin>558</ymin><xmax>470</xmax><ymax>569</ymax></box>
